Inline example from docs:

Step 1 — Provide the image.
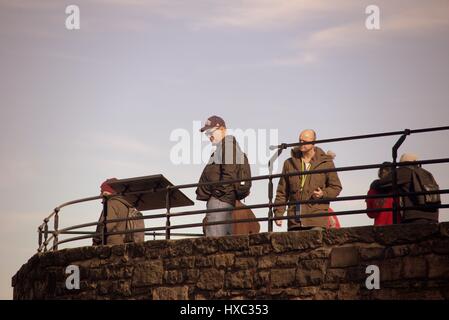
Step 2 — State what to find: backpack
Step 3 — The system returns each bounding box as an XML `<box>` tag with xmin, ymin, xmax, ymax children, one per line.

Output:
<box><xmin>234</xmin><ymin>153</ymin><xmax>252</xmax><ymax>200</ymax></box>
<box><xmin>115</xmin><ymin>198</ymin><xmax>145</xmax><ymax>243</ymax></box>
<box><xmin>232</xmin><ymin>200</ymin><xmax>260</xmax><ymax>235</ymax></box>
<box><xmin>124</xmin><ymin>207</ymin><xmax>145</xmax><ymax>243</ymax></box>
<box><xmin>411</xmin><ymin>167</ymin><xmax>441</xmax><ymax>205</ymax></box>
<box><xmin>202</xmin><ymin>200</ymin><xmax>260</xmax><ymax>236</ymax></box>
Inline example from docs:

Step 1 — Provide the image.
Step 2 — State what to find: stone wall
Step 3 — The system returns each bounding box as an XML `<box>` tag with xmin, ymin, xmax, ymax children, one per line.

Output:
<box><xmin>12</xmin><ymin>222</ymin><xmax>449</xmax><ymax>300</ymax></box>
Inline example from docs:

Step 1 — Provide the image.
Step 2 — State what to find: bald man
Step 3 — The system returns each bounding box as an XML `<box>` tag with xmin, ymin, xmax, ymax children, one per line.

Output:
<box><xmin>274</xmin><ymin>129</ymin><xmax>342</xmax><ymax>230</ymax></box>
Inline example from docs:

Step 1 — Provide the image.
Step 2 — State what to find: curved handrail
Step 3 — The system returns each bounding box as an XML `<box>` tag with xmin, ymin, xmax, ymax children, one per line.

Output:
<box><xmin>36</xmin><ymin>125</ymin><xmax>449</xmax><ymax>252</ymax></box>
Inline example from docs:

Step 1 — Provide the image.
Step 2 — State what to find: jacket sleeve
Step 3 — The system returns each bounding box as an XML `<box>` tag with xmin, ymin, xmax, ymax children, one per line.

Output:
<box><xmin>274</xmin><ymin>160</ymin><xmax>290</xmax><ymax>217</ymax></box>
<box><xmin>322</xmin><ymin>161</ymin><xmax>342</xmax><ymax>199</ymax></box>
<box><xmin>366</xmin><ymin>188</ymin><xmax>380</xmax><ymax>219</ymax></box>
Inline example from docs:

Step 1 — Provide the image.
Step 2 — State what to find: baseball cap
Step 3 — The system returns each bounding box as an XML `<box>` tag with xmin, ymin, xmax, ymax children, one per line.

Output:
<box><xmin>200</xmin><ymin>115</ymin><xmax>226</xmax><ymax>132</ymax></box>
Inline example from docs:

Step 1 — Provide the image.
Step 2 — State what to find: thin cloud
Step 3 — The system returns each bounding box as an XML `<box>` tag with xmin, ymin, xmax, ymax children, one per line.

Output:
<box><xmin>273</xmin><ymin>1</ymin><xmax>449</xmax><ymax>66</ymax></box>
<box><xmin>84</xmin><ymin>132</ymin><xmax>157</xmax><ymax>156</ymax></box>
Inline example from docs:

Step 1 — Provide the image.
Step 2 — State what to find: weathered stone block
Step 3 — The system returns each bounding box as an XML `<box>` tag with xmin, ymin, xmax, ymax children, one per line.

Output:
<box><xmin>439</xmin><ymin>222</ymin><xmax>449</xmax><ymax>237</ymax></box>
<box><xmin>197</xmin><ymin>269</ymin><xmax>224</xmax><ymax>290</ymax></box>
<box><xmin>299</xmin><ymin>247</ymin><xmax>332</xmax><ymax>260</ymax></box>
<box><xmin>248</xmin><ymin>245</ymin><xmax>270</xmax><ymax>256</ymax></box>
<box><xmin>144</xmin><ymin>240</ymin><xmax>169</xmax><ymax>259</ymax></box>
<box><xmin>225</xmin><ymin>270</ymin><xmax>253</xmax><ymax>289</ymax></box>
<box><xmin>427</xmin><ymin>255</ymin><xmax>449</xmax><ymax>279</ymax></box>
<box><xmin>330</xmin><ymin>246</ymin><xmax>359</xmax><ymax>268</ymax></box>
<box><xmin>402</xmin><ymin>256</ymin><xmax>427</xmax><ymax>279</ymax></box>
<box><xmin>385</xmin><ymin>245</ymin><xmax>411</xmax><ymax>258</ymax></box>
<box><xmin>254</xmin><ymin>271</ymin><xmax>270</xmax><ymax>288</ymax></box>
<box><xmin>234</xmin><ymin>257</ymin><xmax>257</xmax><ymax>269</ymax></box>
<box><xmin>337</xmin><ymin>283</ymin><xmax>360</xmax><ymax>300</ymax></box>
<box><xmin>258</xmin><ymin>256</ymin><xmax>275</xmax><ymax>269</ymax></box>
<box><xmin>164</xmin><ymin>270</ymin><xmax>184</xmax><ymax>284</ymax></box>
<box><xmin>272</xmin><ymin>268</ymin><xmax>296</xmax><ymax>288</ymax></box>
<box><xmin>325</xmin><ymin>268</ymin><xmax>346</xmax><ymax>283</ymax></box>
<box><xmin>376</xmin><ymin>223</ymin><xmax>439</xmax><ymax>245</ymax></box>
<box><xmin>168</xmin><ymin>239</ymin><xmax>193</xmax><ymax>257</ymax></box>
<box><xmin>324</xmin><ymin>226</ymin><xmax>375</xmax><ymax>245</ymax></box>
<box><xmin>97</xmin><ymin>246</ymin><xmax>112</xmax><ymax>259</ymax></box>
<box><xmin>214</xmin><ymin>254</ymin><xmax>235</xmax><ymax>268</ymax></box>
<box><xmin>193</xmin><ymin>237</ymin><xmax>218</xmax><ymax>255</ymax></box>
<box><xmin>296</xmin><ymin>261</ymin><xmax>325</xmax><ymax>287</ymax></box>
<box><xmin>271</xmin><ymin>230</ymin><xmax>322</xmax><ymax>252</ymax></box>
<box><xmin>249</xmin><ymin>233</ymin><xmax>271</xmax><ymax>245</ymax></box>
<box><xmin>185</xmin><ymin>269</ymin><xmax>200</xmax><ymax>283</ymax></box>
<box><xmin>152</xmin><ymin>286</ymin><xmax>189</xmax><ymax>300</ymax></box>
<box><xmin>432</xmin><ymin>239</ymin><xmax>449</xmax><ymax>255</ymax></box>
<box><xmin>165</xmin><ymin>256</ymin><xmax>196</xmax><ymax>270</ymax></box>
<box><xmin>276</xmin><ymin>254</ymin><xmax>299</xmax><ymax>267</ymax></box>
<box><xmin>359</xmin><ymin>244</ymin><xmax>385</xmax><ymax>261</ymax></box>
<box><xmin>379</xmin><ymin>258</ymin><xmax>403</xmax><ymax>282</ymax></box>
<box><xmin>218</xmin><ymin>236</ymin><xmax>249</xmax><ymax>251</ymax></box>
<box><xmin>195</xmin><ymin>256</ymin><xmax>215</xmax><ymax>268</ymax></box>
<box><xmin>133</xmin><ymin>261</ymin><xmax>163</xmax><ymax>287</ymax></box>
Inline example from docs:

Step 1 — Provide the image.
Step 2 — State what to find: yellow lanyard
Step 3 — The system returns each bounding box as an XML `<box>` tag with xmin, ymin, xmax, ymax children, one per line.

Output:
<box><xmin>300</xmin><ymin>159</ymin><xmax>309</xmax><ymax>191</ymax></box>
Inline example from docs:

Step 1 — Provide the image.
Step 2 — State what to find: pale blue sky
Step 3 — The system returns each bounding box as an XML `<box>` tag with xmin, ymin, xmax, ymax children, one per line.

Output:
<box><xmin>1</xmin><ymin>0</ymin><xmax>449</xmax><ymax>299</ymax></box>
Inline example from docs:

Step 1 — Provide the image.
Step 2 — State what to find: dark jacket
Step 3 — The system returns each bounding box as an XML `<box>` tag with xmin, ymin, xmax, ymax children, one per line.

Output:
<box><xmin>93</xmin><ymin>195</ymin><xmax>134</xmax><ymax>246</ymax></box>
<box><xmin>274</xmin><ymin>147</ymin><xmax>342</xmax><ymax>228</ymax></box>
<box><xmin>376</xmin><ymin>166</ymin><xmax>439</xmax><ymax>222</ymax></box>
<box><xmin>196</xmin><ymin>135</ymin><xmax>243</xmax><ymax>206</ymax></box>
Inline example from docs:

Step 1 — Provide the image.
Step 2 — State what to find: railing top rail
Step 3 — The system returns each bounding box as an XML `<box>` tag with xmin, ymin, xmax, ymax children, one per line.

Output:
<box><xmin>40</xmin><ymin>157</ymin><xmax>449</xmax><ymax>219</ymax></box>
<box><xmin>270</xmin><ymin>125</ymin><xmax>449</xmax><ymax>150</ymax></box>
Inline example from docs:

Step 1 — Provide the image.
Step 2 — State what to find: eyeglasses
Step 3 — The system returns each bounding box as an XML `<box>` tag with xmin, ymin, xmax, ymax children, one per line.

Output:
<box><xmin>205</xmin><ymin>127</ymin><xmax>218</xmax><ymax>137</ymax></box>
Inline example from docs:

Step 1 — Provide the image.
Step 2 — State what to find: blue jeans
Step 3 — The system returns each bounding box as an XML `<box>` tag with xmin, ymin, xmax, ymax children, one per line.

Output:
<box><xmin>206</xmin><ymin>197</ymin><xmax>234</xmax><ymax>237</ymax></box>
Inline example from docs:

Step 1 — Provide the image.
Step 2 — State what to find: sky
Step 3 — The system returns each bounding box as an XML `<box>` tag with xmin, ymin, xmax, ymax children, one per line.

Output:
<box><xmin>1</xmin><ymin>0</ymin><xmax>449</xmax><ymax>299</ymax></box>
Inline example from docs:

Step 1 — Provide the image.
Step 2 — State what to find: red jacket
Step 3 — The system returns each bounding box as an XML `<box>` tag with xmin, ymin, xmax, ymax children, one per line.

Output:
<box><xmin>366</xmin><ymin>187</ymin><xmax>396</xmax><ymax>225</ymax></box>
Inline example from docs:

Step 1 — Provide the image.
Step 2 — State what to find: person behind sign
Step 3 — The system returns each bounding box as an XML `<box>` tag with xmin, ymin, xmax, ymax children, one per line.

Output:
<box><xmin>93</xmin><ymin>178</ymin><xmax>145</xmax><ymax>245</ymax></box>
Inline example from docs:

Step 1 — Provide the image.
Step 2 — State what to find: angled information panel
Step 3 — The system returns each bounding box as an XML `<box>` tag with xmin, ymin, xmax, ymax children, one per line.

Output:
<box><xmin>108</xmin><ymin>174</ymin><xmax>194</xmax><ymax>211</ymax></box>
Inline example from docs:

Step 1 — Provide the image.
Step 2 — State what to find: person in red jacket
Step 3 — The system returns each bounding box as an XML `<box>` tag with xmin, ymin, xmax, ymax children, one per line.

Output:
<box><xmin>366</xmin><ymin>162</ymin><xmax>397</xmax><ymax>225</ymax></box>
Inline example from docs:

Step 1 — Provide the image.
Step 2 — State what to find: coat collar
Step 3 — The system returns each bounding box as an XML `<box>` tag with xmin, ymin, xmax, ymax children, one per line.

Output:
<box><xmin>290</xmin><ymin>146</ymin><xmax>331</xmax><ymax>167</ymax></box>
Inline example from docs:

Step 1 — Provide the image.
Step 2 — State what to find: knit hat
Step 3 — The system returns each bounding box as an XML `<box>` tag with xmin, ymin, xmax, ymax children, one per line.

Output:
<box><xmin>100</xmin><ymin>178</ymin><xmax>118</xmax><ymax>194</ymax></box>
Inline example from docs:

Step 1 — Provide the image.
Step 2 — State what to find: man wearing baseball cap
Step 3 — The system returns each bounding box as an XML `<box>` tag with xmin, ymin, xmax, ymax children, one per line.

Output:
<box><xmin>196</xmin><ymin>115</ymin><xmax>247</xmax><ymax>237</ymax></box>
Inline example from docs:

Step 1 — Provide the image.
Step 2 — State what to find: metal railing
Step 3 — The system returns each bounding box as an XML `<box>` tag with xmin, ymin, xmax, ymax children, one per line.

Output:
<box><xmin>37</xmin><ymin>125</ymin><xmax>449</xmax><ymax>252</ymax></box>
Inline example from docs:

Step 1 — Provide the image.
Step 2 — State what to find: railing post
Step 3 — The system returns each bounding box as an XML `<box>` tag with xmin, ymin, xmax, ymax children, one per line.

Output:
<box><xmin>43</xmin><ymin>220</ymin><xmax>49</xmax><ymax>252</ymax></box>
<box><xmin>268</xmin><ymin>144</ymin><xmax>285</xmax><ymax>232</ymax></box>
<box><xmin>268</xmin><ymin>176</ymin><xmax>274</xmax><ymax>232</ymax></box>
<box><xmin>38</xmin><ymin>225</ymin><xmax>43</xmax><ymax>253</ymax></box>
<box><xmin>102</xmin><ymin>196</ymin><xmax>108</xmax><ymax>245</ymax></box>
<box><xmin>165</xmin><ymin>186</ymin><xmax>171</xmax><ymax>240</ymax></box>
<box><xmin>52</xmin><ymin>208</ymin><xmax>59</xmax><ymax>251</ymax></box>
<box><xmin>391</xmin><ymin>129</ymin><xmax>411</xmax><ymax>224</ymax></box>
